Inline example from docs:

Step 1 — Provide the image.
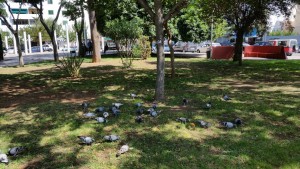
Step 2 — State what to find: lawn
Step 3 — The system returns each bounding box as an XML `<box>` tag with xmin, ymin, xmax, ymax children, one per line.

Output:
<box><xmin>0</xmin><ymin>56</ymin><xmax>299</xmax><ymax>169</ymax></box>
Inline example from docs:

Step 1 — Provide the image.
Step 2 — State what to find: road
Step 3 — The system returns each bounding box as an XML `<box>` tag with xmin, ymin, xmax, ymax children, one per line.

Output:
<box><xmin>0</xmin><ymin>51</ymin><xmax>299</xmax><ymax>68</ymax></box>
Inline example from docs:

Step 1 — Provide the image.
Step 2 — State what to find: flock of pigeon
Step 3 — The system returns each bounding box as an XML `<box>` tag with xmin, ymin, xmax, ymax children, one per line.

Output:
<box><xmin>0</xmin><ymin>93</ymin><xmax>242</xmax><ymax>165</ymax></box>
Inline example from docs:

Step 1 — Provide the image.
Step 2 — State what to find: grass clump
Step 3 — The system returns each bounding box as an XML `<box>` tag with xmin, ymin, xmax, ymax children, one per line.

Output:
<box><xmin>56</xmin><ymin>55</ymin><xmax>84</xmax><ymax>77</ymax></box>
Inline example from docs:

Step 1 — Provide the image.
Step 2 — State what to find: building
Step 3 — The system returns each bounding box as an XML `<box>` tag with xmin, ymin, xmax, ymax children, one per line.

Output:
<box><xmin>0</xmin><ymin>0</ymin><xmax>91</xmax><ymax>47</ymax></box>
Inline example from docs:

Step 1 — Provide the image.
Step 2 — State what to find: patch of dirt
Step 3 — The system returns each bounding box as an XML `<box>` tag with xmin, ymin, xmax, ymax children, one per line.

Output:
<box><xmin>20</xmin><ymin>156</ymin><xmax>44</xmax><ymax>169</ymax></box>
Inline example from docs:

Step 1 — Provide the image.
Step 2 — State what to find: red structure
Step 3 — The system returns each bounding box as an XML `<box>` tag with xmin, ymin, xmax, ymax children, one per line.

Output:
<box><xmin>211</xmin><ymin>46</ymin><xmax>235</xmax><ymax>60</ymax></box>
<box><xmin>244</xmin><ymin>46</ymin><xmax>287</xmax><ymax>59</ymax></box>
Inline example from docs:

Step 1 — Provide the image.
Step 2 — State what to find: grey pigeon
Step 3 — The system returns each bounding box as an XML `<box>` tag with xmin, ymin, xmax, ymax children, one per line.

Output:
<box><xmin>7</xmin><ymin>147</ymin><xmax>25</xmax><ymax>156</ymax></box>
<box><xmin>221</xmin><ymin>122</ymin><xmax>236</xmax><ymax>129</ymax></box>
<box><xmin>116</xmin><ymin>144</ymin><xmax>129</xmax><ymax>157</ymax></box>
<box><xmin>197</xmin><ymin>120</ymin><xmax>212</xmax><ymax>128</ymax></box>
<box><xmin>135</xmin><ymin>102</ymin><xmax>143</xmax><ymax>107</ymax></box>
<box><xmin>152</xmin><ymin>103</ymin><xmax>157</xmax><ymax>110</ymax></box>
<box><xmin>103</xmin><ymin>112</ymin><xmax>109</xmax><ymax>118</ymax></box>
<box><xmin>182</xmin><ymin>98</ymin><xmax>188</xmax><ymax>106</ymax></box>
<box><xmin>203</xmin><ymin>102</ymin><xmax>212</xmax><ymax>110</ymax></box>
<box><xmin>136</xmin><ymin>108</ymin><xmax>144</xmax><ymax>115</ymax></box>
<box><xmin>135</xmin><ymin>116</ymin><xmax>143</xmax><ymax>123</ymax></box>
<box><xmin>147</xmin><ymin>108</ymin><xmax>155</xmax><ymax>112</ymax></box>
<box><xmin>95</xmin><ymin>107</ymin><xmax>105</xmax><ymax>113</ymax></box>
<box><xmin>223</xmin><ymin>94</ymin><xmax>231</xmax><ymax>101</ymax></box>
<box><xmin>112</xmin><ymin>108</ymin><xmax>121</xmax><ymax>116</ymax></box>
<box><xmin>176</xmin><ymin>117</ymin><xmax>189</xmax><ymax>123</ymax></box>
<box><xmin>77</xmin><ymin>136</ymin><xmax>95</xmax><ymax>145</ymax></box>
<box><xmin>83</xmin><ymin>112</ymin><xmax>96</xmax><ymax>118</ymax></box>
<box><xmin>103</xmin><ymin>135</ymin><xmax>120</xmax><ymax>142</ymax></box>
<box><xmin>82</xmin><ymin>102</ymin><xmax>89</xmax><ymax>112</ymax></box>
<box><xmin>234</xmin><ymin>118</ymin><xmax>242</xmax><ymax>126</ymax></box>
<box><xmin>150</xmin><ymin>110</ymin><xmax>159</xmax><ymax>117</ymax></box>
<box><xmin>130</xmin><ymin>93</ymin><xmax>137</xmax><ymax>99</ymax></box>
<box><xmin>0</xmin><ymin>153</ymin><xmax>9</xmax><ymax>165</ymax></box>
<box><xmin>95</xmin><ymin>117</ymin><xmax>107</xmax><ymax>123</ymax></box>
<box><xmin>112</xmin><ymin>103</ymin><xmax>123</xmax><ymax>109</ymax></box>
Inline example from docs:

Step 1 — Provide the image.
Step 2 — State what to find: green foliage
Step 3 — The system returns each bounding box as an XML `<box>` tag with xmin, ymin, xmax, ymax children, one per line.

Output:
<box><xmin>132</xmin><ymin>36</ymin><xmax>151</xmax><ymax>60</ymax></box>
<box><xmin>56</xmin><ymin>55</ymin><xmax>84</xmax><ymax>77</ymax></box>
<box><xmin>0</xmin><ymin>30</ymin><xmax>13</xmax><ymax>46</ymax></box>
<box><xmin>105</xmin><ymin>17</ymin><xmax>143</xmax><ymax>68</ymax></box>
<box><xmin>269</xmin><ymin>30</ymin><xmax>298</xmax><ymax>36</ymax></box>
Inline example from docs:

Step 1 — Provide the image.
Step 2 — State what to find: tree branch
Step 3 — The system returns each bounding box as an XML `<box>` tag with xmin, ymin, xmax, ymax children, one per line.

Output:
<box><xmin>164</xmin><ymin>0</ymin><xmax>189</xmax><ymax>22</ymax></box>
<box><xmin>137</xmin><ymin>0</ymin><xmax>155</xmax><ymax>21</ymax></box>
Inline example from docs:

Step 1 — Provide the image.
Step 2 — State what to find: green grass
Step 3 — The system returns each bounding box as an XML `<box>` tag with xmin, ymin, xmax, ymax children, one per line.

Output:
<box><xmin>0</xmin><ymin>57</ymin><xmax>300</xmax><ymax>169</ymax></box>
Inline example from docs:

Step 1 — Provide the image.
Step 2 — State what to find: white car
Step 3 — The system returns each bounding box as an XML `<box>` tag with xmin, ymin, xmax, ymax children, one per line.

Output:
<box><xmin>42</xmin><ymin>44</ymin><xmax>53</xmax><ymax>52</ymax></box>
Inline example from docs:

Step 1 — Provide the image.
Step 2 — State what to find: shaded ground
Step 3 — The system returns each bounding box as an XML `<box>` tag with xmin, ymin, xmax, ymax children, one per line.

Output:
<box><xmin>0</xmin><ymin>57</ymin><xmax>299</xmax><ymax>169</ymax></box>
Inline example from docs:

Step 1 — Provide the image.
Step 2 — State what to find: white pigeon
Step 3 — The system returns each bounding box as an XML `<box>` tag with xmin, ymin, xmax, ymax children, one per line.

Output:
<box><xmin>103</xmin><ymin>135</ymin><xmax>120</xmax><ymax>142</ymax></box>
<box><xmin>95</xmin><ymin>117</ymin><xmax>107</xmax><ymax>123</ymax></box>
<box><xmin>197</xmin><ymin>120</ymin><xmax>212</xmax><ymax>128</ymax></box>
<box><xmin>8</xmin><ymin>147</ymin><xmax>25</xmax><ymax>156</ymax></box>
<box><xmin>221</xmin><ymin>122</ymin><xmax>236</xmax><ymax>129</ymax></box>
<box><xmin>130</xmin><ymin>93</ymin><xmax>137</xmax><ymax>99</ymax></box>
<box><xmin>203</xmin><ymin>102</ymin><xmax>212</xmax><ymax>110</ymax></box>
<box><xmin>103</xmin><ymin>112</ymin><xmax>109</xmax><ymax>118</ymax></box>
<box><xmin>77</xmin><ymin>136</ymin><xmax>95</xmax><ymax>145</ymax></box>
<box><xmin>112</xmin><ymin>103</ymin><xmax>123</xmax><ymax>109</ymax></box>
<box><xmin>116</xmin><ymin>144</ymin><xmax>129</xmax><ymax>157</ymax></box>
<box><xmin>83</xmin><ymin>112</ymin><xmax>96</xmax><ymax>118</ymax></box>
<box><xmin>0</xmin><ymin>153</ymin><xmax>9</xmax><ymax>165</ymax></box>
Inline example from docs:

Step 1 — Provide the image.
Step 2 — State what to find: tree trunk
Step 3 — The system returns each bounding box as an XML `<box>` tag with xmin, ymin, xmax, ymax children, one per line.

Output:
<box><xmin>0</xmin><ymin>33</ymin><xmax>3</xmax><ymax>61</ymax></box>
<box><xmin>49</xmin><ymin>33</ymin><xmax>59</xmax><ymax>62</ymax></box>
<box><xmin>78</xmin><ymin>32</ymin><xmax>84</xmax><ymax>57</ymax></box>
<box><xmin>87</xmin><ymin>0</ymin><xmax>101</xmax><ymax>63</ymax></box>
<box><xmin>164</xmin><ymin>23</ymin><xmax>175</xmax><ymax>78</ymax></box>
<box><xmin>233</xmin><ymin>30</ymin><xmax>244</xmax><ymax>66</ymax></box>
<box><xmin>154</xmin><ymin>2</ymin><xmax>165</xmax><ymax>101</ymax></box>
<box><xmin>14</xmin><ymin>33</ymin><xmax>24</xmax><ymax>66</ymax></box>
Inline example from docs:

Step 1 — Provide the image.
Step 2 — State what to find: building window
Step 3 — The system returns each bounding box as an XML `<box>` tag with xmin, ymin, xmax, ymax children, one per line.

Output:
<box><xmin>63</xmin><ymin>20</ymin><xmax>68</xmax><ymax>25</ymax></box>
<box><xmin>62</xmin><ymin>10</ymin><xmax>67</xmax><ymax>15</ymax></box>
<box><xmin>48</xmin><ymin>10</ymin><xmax>54</xmax><ymax>15</ymax></box>
<box><xmin>13</xmin><ymin>19</ymin><xmax>29</xmax><ymax>25</ymax></box>
<box><xmin>11</xmin><ymin>8</ymin><xmax>28</xmax><ymax>14</ymax></box>
<box><xmin>48</xmin><ymin>0</ymin><xmax>53</xmax><ymax>4</ymax></box>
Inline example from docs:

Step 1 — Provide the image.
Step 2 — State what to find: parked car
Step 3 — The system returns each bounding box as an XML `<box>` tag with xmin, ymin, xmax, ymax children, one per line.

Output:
<box><xmin>196</xmin><ymin>44</ymin><xmax>210</xmax><ymax>53</ymax></box>
<box><xmin>152</xmin><ymin>44</ymin><xmax>170</xmax><ymax>53</ymax></box>
<box><xmin>6</xmin><ymin>47</ymin><xmax>15</xmax><ymax>54</ymax></box>
<box><xmin>43</xmin><ymin>44</ymin><xmax>53</xmax><ymax>52</ymax></box>
<box><xmin>173</xmin><ymin>41</ymin><xmax>199</xmax><ymax>52</ymax></box>
<box><xmin>31</xmin><ymin>46</ymin><xmax>41</xmax><ymax>53</ymax></box>
<box><xmin>254</xmin><ymin>41</ymin><xmax>273</xmax><ymax>46</ymax></box>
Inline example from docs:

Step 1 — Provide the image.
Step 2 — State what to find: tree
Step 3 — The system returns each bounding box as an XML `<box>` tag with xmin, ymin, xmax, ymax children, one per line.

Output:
<box><xmin>62</xmin><ymin>0</ymin><xmax>85</xmax><ymax>57</ymax></box>
<box><xmin>30</xmin><ymin>0</ymin><xmax>63</xmax><ymax>62</ymax></box>
<box><xmin>137</xmin><ymin>0</ymin><xmax>189</xmax><ymax>101</ymax></box>
<box><xmin>0</xmin><ymin>32</ymin><xmax>3</xmax><ymax>61</ymax></box>
<box><xmin>0</xmin><ymin>0</ymin><xmax>24</xmax><ymax>66</ymax></box>
<box><xmin>197</xmin><ymin>0</ymin><xmax>294</xmax><ymax>66</ymax></box>
<box><xmin>87</xmin><ymin>0</ymin><xmax>101</xmax><ymax>62</ymax></box>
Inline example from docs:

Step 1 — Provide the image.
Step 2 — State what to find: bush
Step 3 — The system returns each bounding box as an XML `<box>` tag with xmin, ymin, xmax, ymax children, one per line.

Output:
<box><xmin>56</xmin><ymin>55</ymin><xmax>84</xmax><ymax>77</ymax></box>
<box><xmin>132</xmin><ymin>36</ymin><xmax>151</xmax><ymax>60</ymax></box>
<box><xmin>119</xmin><ymin>51</ymin><xmax>133</xmax><ymax>69</ymax></box>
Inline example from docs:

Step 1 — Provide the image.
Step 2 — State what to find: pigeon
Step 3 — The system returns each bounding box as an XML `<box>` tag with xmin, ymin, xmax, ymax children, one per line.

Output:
<box><xmin>147</xmin><ymin>108</ymin><xmax>155</xmax><ymax>112</ymax></box>
<box><xmin>0</xmin><ymin>153</ymin><xmax>9</xmax><ymax>165</ymax></box>
<box><xmin>112</xmin><ymin>103</ymin><xmax>123</xmax><ymax>109</ymax></box>
<box><xmin>116</xmin><ymin>144</ymin><xmax>129</xmax><ymax>157</ymax></box>
<box><xmin>82</xmin><ymin>102</ymin><xmax>89</xmax><ymax>112</ymax></box>
<box><xmin>103</xmin><ymin>112</ymin><xmax>109</xmax><ymax>118</ymax></box>
<box><xmin>152</xmin><ymin>103</ymin><xmax>157</xmax><ymax>109</ymax></box>
<box><xmin>135</xmin><ymin>116</ymin><xmax>143</xmax><ymax>123</ymax></box>
<box><xmin>103</xmin><ymin>135</ymin><xmax>120</xmax><ymax>142</ymax></box>
<box><xmin>135</xmin><ymin>102</ymin><xmax>143</xmax><ymax>107</ymax></box>
<box><xmin>95</xmin><ymin>117</ymin><xmax>107</xmax><ymax>123</ymax></box>
<box><xmin>223</xmin><ymin>94</ymin><xmax>231</xmax><ymax>101</ymax></box>
<box><xmin>221</xmin><ymin>122</ymin><xmax>236</xmax><ymax>129</ymax></box>
<box><xmin>7</xmin><ymin>147</ymin><xmax>25</xmax><ymax>156</ymax></box>
<box><xmin>130</xmin><ymin>93</ymin><xmax>137</xmax><ymax>99</ymax></box>
<box><xmin>234</xmin><ymin>118</ymin><xmax>242</xmax><ymax>126</ymax></box>
<box><xmin>95</xmin><ymin>107</ymin><xmax>105</xmax><ymax>113</ymax></box>
<box><xmin>77</xmin><ymin>136</ymin><xmax>95</xmax><ymax>145</ymax></box>
<box><xmin>112</xmin><ymin>108</ymin><xmax>121</xmax><ymax>116</ymax></box>
<box><xmin>182</xmin><ymin>98</ymin><xmax>188</xmax><ymax>106</ymax></box>
<box><xmin>203</xmin><ymin>102</ymin><xmax>212</xmax><ymax>110</ymax></box>
<box><xmin>136</xmin><ymin>108</ymin><xmax>144</xmax><ymax>115</ymax></box>
<box><xmin>196</xmin><ymin>120</ymin><xmax>212</xmax><ymax>128</ymax></box>
<box><xmin>176</xmin><ymin>117</ymin><xmax>189</xmax><ymax>123</ymax></box>
<box><xmin>83</xmin><ymin>112</ymin><xmax>96</xmax><ymax>118</ymax></box>
<box><xmin>149</xmin><ymin>110</ymin><xmax>159</xmax><ymax>117</ymax></box>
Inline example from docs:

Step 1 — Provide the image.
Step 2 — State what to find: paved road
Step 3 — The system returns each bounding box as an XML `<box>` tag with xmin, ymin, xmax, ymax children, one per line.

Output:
<box><xmin>0</xmin><ymin>51</ymin><xmax>299</xmax><ymax>68</ymax></box>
